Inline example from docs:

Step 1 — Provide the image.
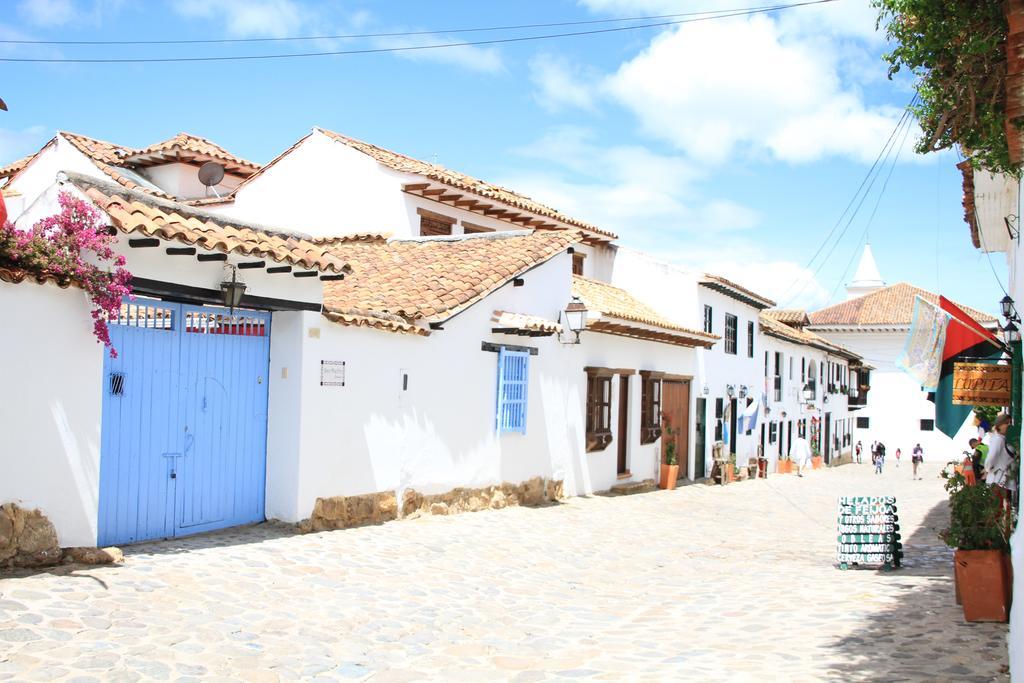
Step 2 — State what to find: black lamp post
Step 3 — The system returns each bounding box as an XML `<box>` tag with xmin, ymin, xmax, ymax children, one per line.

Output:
<box><xmin>1000</xmin><ymin>298</ymin><xmax>1022</xmax><ymax>458</ymax></box>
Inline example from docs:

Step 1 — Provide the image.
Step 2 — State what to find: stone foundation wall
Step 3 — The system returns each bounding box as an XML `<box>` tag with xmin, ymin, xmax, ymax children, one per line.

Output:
<box><xmin>0</xmin><ymin>503</ymin><xmax>123</xmax><ymax>570</ymax></box>
<box><xmin>298</xmin><ymin>477</ymin><xmax>564</xmax><ymax>532</ymax></box>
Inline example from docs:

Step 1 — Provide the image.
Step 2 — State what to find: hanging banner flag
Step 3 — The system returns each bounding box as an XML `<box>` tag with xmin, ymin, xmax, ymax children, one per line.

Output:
<box><xmin>896</xmin><ymin>296</ymin><xmax>949</xmax><ymax>391</ymax></box>
<box><xmin>723</xmin><ymin>400</ymin><xmax>731</xmax><ymax>446</ymax></box>
<box><xmin>742</xmin><ymin>396</ymin><xmax>760</xmax><ymax>433</ymax></box>
<box><xmin>929</xmin><ymin>296</ymin><xmax>1004</xmax><ymax>437</ymax></box>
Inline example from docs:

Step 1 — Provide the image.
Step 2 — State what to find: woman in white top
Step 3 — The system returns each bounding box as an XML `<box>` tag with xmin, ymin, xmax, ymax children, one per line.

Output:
<box><xmin>984</xmin><ymin>413</ymin><xmax>1017</xmax><ymax>492</ymax></box>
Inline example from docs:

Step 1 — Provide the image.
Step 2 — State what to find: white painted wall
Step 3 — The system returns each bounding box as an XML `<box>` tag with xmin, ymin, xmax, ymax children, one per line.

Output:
<box><xmin>217</xmin><ymin>132</ymin><xmax>410</xmax><ymax>238</ymax></box>
<box><xmin>264</xmin><ymin>252</ymin><xmax>699</xmax><ymax>522</ymax></box>
<box><xmin>812</xmin><ymin>330</ymin><xmax>977</xmax><ymax>460</ymax></box>
<box><xmin>0</xmin><ymin>281</ymin><xmax>104</xmax><ymax>547</ymax></box>
<box><xmin>141</xmin><ymin>162</ymin><xmax>243</xmax><ymax>200</ymax></box>
<box><xmin>760</xmin><ymin>333</ymin><xmax>854</xmax><ymax>471</ymax></box>
<box><xmin>3</xmin><ymin>136</ymin><xmax>107</xmax><ymax>225</ymax></box>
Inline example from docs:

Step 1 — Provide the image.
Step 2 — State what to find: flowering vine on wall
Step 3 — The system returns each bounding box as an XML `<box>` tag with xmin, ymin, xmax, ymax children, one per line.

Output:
<box><xmin>0</xmin><ymin>191</ymin><xmax>132</xmax><ymax>356</ymax></box>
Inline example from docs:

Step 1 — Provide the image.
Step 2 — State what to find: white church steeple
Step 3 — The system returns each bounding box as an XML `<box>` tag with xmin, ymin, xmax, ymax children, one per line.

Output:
<box><xmin>846</xmin><ymin>243</ymin><xmax>885</xmax><ymax>300</ymax></box>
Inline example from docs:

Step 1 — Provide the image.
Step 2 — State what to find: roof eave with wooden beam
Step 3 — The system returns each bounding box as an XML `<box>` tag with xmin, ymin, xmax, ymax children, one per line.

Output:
<box><xmin>587</xmin><ymin>319</ymin><xmax>717</xmax><ymax>349</ymax></box>
<box><xmin>403</xmin><ymin>181</ymin><xmax>616</xmax><ymax>246</ymax></box>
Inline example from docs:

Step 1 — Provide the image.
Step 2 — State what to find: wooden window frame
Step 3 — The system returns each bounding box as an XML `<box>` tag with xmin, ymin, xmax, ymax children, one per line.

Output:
<box><xmin>572</xmin><ymin>252</ymin><xmax>586</xmax><ymax>276</ymax></box>
<box><xmin>639</xmin><ymin>371</ymin><xmax>663</xmax><ymax>445</ymax></box>
<box><xmin>461</xmin><ymin>220</ymin><xmax>494</xmax><ymax>235</ymax></box>
<box><xmin>856</xmin><ymin>416</ymin><xmax>870</xmax><ymax>429</ymax></box>
<box><xmin>920</xmin><ymin>419</ymin><xmax>934</xmax><ymax>431</ymax></box>
<box><xmin>724</xmin><ymin>313</ymin><xmax>737</xmax><ymax>355</ymax></box>
<box><xmin>747</xmin><ymin>320</ymin><xmax>755</xmax><ymax>358</ymax></box>
<box><xmin>703</xmin><ymin>305</ymin><xmax>713</xmax><ymax>334</ymax></box>
<box><xmin>417</xmin><ymin>207</ymin><xmax>455</xmax><ymax>237</ymax></box>
<box><xmin>773</xmin><ymin>351</ymin><xmax>783</xmax><ymax>402</ymax></box>
<box><xmin>584</xmin><ymin>367</ymin><xmax>632</xmax><ymax>452</ymax></box>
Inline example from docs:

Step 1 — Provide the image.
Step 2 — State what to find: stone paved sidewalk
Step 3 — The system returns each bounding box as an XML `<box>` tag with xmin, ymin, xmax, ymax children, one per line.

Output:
<box><xmin>0</xmin><ymin>462</ymin><xmax>1010</xmax><ymax>681</ymax></box>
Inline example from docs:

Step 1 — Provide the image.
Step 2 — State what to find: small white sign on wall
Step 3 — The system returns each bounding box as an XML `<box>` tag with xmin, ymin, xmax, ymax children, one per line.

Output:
<box><xmin>320</xmin><ymin>360</ymin><xmax>346</xmax><ymax>387</ymax></box>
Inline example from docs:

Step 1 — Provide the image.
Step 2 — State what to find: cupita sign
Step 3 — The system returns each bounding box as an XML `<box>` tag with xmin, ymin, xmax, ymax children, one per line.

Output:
<box><xmin>952</xmin><ymin>362</ymin><xmax>1010</xmax><ymax>406</ymax></box>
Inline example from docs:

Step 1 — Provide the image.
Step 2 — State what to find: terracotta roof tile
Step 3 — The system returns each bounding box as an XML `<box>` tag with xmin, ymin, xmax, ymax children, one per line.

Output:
<box><xmin>0</xmin><ymin>266</ymin><xmax>75</xmax><ymax>289</ymax></box>
<box><xmin>572</xmin><ymin>275</ymin><xmax>719</xmax><ymax>344</ymax></box>
<box><xmin>759</xmin><ymin>313</ymin><xmax>859</xmax><ymax>359</ymax></box>
<box><xmin>762</xmin><ymin>309</ymin><xmax>810</xmax><ymax>326</ymax></box>
<box><xmin>317</xmin><ymin>128</ymin><xmax>618</xmax><ymax>240</ymax></box>
<box><xmin>322</xmin><ymin>231</ymin><xmax>581</xmax><ymax>328</ymax></box>
<box><xmin>127</xmin><ymin>132</ymin><xmax>261</xmax><ymax>174</ymax></box>
<box><xmin>699</xmin><ymin>273</ymin><xmax>776</xmax><ymax>308</ymax></box>
<box><xmin>807</xmin><ymin>282</ymin><xmax>997</xmax><ymax>327</ymax></box>
<box><xmin>491</xmin><ymin>310</ymin><xmax>562</xmax><ymax>335</ymax></box>
<box><xmin>0</xmin><ymin>154</ymin><xmax>34</xmax><ymax>182</ymax></box>
<box><xmin>73</xmin><ymin>175</ymin><xmax>348</xmax><ymax>273</ymax></box>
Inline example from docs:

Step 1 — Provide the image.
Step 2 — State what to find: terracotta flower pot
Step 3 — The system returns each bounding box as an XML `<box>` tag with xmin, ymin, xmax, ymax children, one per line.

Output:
<box><xmin>778</xmin><ymin>460</ymin><xmax>791</xmax><ymax>474</ymax></box>
<box><xmin>659</xmin><ymin>463</ymin><xmax>679</xmax><ymax>490</ymax></box>
<box><xmin>811</xmin><ymin>456</ymin><xmax>824</xmax><ymax>470</ymax></box>
<box><xmin>954</xmin><ymin>549</ymin><xmax>1011</xmax><ymax>622</ymax></box>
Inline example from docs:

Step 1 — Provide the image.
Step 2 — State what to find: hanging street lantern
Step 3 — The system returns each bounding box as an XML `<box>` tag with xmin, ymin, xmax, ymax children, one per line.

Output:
<box><xmin>561</xmin><ymin>296</ymin><xmax>588</xmax><ymax>344</ymax></box>
<box><xmin>220</xmin><ymin>266</ymin><xmax>247</xmax><ymax>312</ymax></box>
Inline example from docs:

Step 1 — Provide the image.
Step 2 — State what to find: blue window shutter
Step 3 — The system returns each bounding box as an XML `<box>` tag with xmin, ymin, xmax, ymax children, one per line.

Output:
<box><xmin>496</xmin><ymin>347</ymin><xmax>529</xmax><ymax>434</ymax></box>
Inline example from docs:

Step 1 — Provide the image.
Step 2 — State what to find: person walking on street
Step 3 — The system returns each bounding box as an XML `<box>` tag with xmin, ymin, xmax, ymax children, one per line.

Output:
<box><xmin>895</xmin><ymin>448</ymin><xmax>901</xmax><ymax>468</ymax></box>
<box><xmin>790</xmin><ymin>434</ymin><xmax>812</xmax><ymax>478</ymax></box>
<box><xmin>855</xmin><ymin>441</ymin><xmax>863</xmax><ymax>464</ymax></box>
<box><xmin>876</xmin><ymin>442</ymin><xmax>886</xmax><ymax>474</ymax></box>
<box><xmin>912</xmin><ymin>443</ymin><xmax>924</xmax><ymax>480</ymax></box>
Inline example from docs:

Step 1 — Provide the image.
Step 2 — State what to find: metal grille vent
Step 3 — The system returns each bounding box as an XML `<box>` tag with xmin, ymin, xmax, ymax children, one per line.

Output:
<box><xmin>109</xmin><ymin>372</ymin><xmax>125</xmax><ymax>396</ymax></box>
<box><xmin>111</xmin><ymin>303</ymin><xmax>174</xmax><ymax>330</ymax></box>
<box><xmin>185</xmin><ymin>311</ymin><xmax>267</xmax><ymax>337</ymax></box>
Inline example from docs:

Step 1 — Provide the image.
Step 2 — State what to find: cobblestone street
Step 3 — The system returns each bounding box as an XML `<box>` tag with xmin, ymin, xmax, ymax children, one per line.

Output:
<box><xmin>0</xmin><ymin>462</ymin><xmax>1010</xmax><ymax>681</ymax></box>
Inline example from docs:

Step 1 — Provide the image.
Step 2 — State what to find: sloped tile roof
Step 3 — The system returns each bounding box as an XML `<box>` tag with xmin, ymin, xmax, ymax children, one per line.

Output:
<box><xmin>317</xmin><ymin>128</ymin><xmax>618</xmax><ymax>240</ymax></box>
<box><xmin>492</xmin><ymin>310</ymin><xmax>562</xmax><ymax>335</ymax></box>
<box><xmin>699</xmin><ymin>273</ymin><xmax>776</xmax><ymax>309</ymax></box>
<box><xmin>572</xmin><ymin>275</ymin><xmax>719</xmax><ymax>344</ymax></box>
<box><xmin>128</xmin><ymin>132</ymin><xmax>261</xmax><ymax>174</ymax></box>
<box><xmin>0</xmin><ymin>154</ymin><xmax>34</xmax><ymax>182</ymax></box>
<box><xmin>759</xmin><ymin>313</ymin><xmax>859</xmax><ymax>359</ymax></box>
<box><xmin>2</xmin><ymin>131</ymin><xmax>259</xmax><ymax>200</ymax></box>
<box><xmin>322</xmin><ymin>231</ymin><xmax>582</xmax><ymax>326</ymax></box>
<box><xmin>73</xmin><ymin>174</ymin><xmax>348</xmax><ymax>273</ymax></box>
<box><xmin>808</xmin><ymin>282</ymin><xmax>997</xmax><ymax>327</ymax></box>
<box><xmin>762</xmin><ymin>309</ymin><xmax>810</xmax><ymax>326</ymax></box>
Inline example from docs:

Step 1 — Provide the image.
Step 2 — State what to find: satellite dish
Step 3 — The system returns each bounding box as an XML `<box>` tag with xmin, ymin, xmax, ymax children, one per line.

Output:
<box><xmin>198</xmin><ymin>161</ymin><xmax>225</xmax><ymax>187</ymax></box>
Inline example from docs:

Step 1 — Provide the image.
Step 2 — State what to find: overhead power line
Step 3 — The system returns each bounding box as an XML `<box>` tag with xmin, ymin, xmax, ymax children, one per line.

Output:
<box><xmin>0</xmin><ymin>0</ymin><xmax>838</xmax><ymax>64</ymax></box>
<box><xmin>0</xmin><ymin>2</ymin><xmax>835</xmax><ymax>46</ymax></box>
<box><xmin>777</xmin><ymin>95</ymin><xmax>917</xmax><ymax>307</ymax></box>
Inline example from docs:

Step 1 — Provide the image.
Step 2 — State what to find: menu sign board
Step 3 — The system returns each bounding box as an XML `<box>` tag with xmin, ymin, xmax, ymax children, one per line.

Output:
<box><xmin>837</xmin><ymin>496</ymin><xmax>902</xmax><ymax>569</ymax></box>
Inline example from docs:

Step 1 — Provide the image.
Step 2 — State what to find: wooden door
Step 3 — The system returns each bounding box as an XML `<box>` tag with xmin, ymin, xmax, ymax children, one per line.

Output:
<box><xmin>662</xmin><ymin>380</ymin><xmax>691</xmax><ymax>474</ymax></box>
<box><xmin>824</xmin><ymin>413</ymin><xmax>832</xmax><ymax>464</ymax></box>
<box><xmin>617</xmin><ymin>376</ymin><xmax>629</xmax><ymax>475</ymax></box>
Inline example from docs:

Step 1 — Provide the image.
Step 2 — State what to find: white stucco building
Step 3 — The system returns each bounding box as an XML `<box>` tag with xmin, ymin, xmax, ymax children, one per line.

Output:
<box><xmin>0</xmin><ymin>129</ymin><xmax>720</xmax><ymax>552</ymax></box>
<box><xmin>807</xmin><ymin>246</ymin><xmax>998</xmax><ymax>460</ymax></box>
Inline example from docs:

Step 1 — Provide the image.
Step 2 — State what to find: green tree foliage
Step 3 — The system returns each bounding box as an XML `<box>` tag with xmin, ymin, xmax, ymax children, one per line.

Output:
<box><xmin>874</xmin><ymin>0</ymin><xmax>1019</xmax><ymax>174</ymax></box>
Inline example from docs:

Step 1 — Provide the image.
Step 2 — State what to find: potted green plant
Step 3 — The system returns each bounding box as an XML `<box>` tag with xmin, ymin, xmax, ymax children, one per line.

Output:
<box><xmin>939</xmin><ymin>469</ymin><xmax>1015</xmax><ymax>622</ymax></box>
<box><xmin>659</xmin><ymin>412</ymin><xmax>679</xmax><ymax>490</ymax></box>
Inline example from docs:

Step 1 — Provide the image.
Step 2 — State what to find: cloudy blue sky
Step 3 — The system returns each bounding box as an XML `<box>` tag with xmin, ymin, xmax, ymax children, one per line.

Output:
<box><xmin>0</xmin><ymin>0</ymin><xmax>1009</xmax><ymax>315</ymax></box>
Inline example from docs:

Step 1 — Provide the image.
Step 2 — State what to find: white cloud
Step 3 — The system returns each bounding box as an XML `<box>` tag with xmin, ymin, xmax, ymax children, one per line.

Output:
<box><xmin>500</xmin><ymin>126</ymin><xmax>757</xmax><ymax>243</ymax></box>
<box><xmin>0</xmin><ymin>126</ymin><xmax>50</xmax><ymax>163</ymax></box>
<box><xmin>18</xmin><ymin>0</ymin><xmax>77</xmax><ymax>26</ymax></box>
<box><xmin>654</xmin><ymin>240</ymin><xmax>832</xmax><ymax>310</ymax></box>
<box><xmin>603</xmin><ymin>14</ymin><xmax>901</xmax><ymax>164</ymax></box>
<box><xmin>372</xmin><ymin>34</ymin><xmax>503</xmax><ymax>75</ymax></box>
<box><xmin>172</xmin><ymin>0</ymin><xmax>305</xmax><ymax>38</ymax></box>
<box><xmin>17</xmin><ymin>0</ymin><xmax>128</xmax><ymax>27</ymax></box>
<box><xmin>529</xmin><ymin>55</ymin><xmax>598</xmax><ymax>111</ymax></box>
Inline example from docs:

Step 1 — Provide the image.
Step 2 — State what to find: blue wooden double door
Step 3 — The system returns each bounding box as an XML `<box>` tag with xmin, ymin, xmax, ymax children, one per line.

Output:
<box><xmin>98</xmin><ymin>299</ymin><xmax>272</xmax><ymax>546</ymax></box>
